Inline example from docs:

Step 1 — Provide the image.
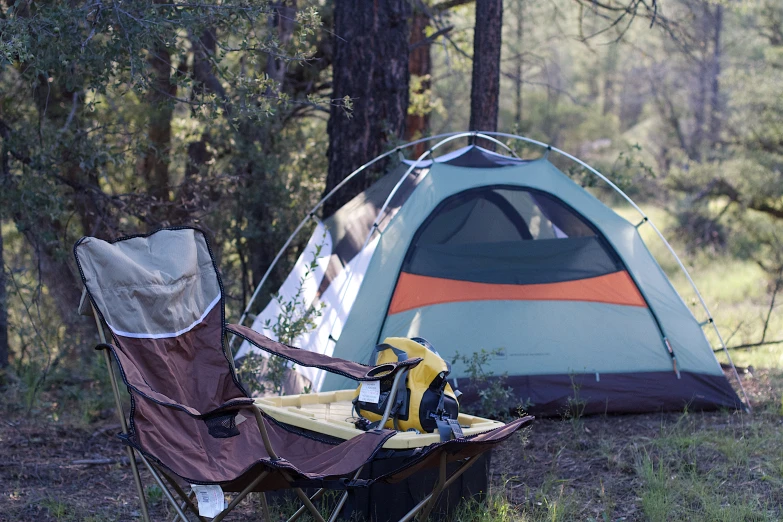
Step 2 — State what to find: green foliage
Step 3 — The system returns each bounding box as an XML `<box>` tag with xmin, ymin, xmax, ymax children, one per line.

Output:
<box><xmin>238</xmin><ymin>236</ymin><xmax>325</xmax><ymax>396</ymax></box>
<box><xmin>563</xmin><ymin>373</ymin><xmax>587</xmax><ymax>431</ymax></box>
<box><xmin>452</xmin><ymin>348</ymin><xmax>519</xmax><ymax>421</ymax></box>
<box><xmin>0</xmin><ymin>0</ymin><xmax>331</xmax><ymax>379</ymax></box>
<box><xmin>145</xmin><ymin>484</ymin><xmax>164</xmax><ymax>506</ymax></box>
<box><xmin>40</xmin><ymin>498</ymin><xmax>74</xmax><ymax>521</ymax></box>
<box><xmin>450</xmin><ymin>488</ymin><xmax>525</xmax><ymax>522</ymax></box>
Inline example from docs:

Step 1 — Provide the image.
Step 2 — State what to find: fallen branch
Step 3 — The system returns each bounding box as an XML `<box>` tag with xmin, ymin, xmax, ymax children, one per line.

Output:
<box><xmin>88</xmin><ymin>424</ymin><xmax>122</xmax><ymax>440</ymax></box>
<box><xmin>720</xmin><ymin>362</ymin><xmax>753</xmax><ymax>374</ymax></box>
<box><xmin>72</xmin><ymin>456</ymin><xmax>138</xmax><ymax>467</ymax></box>
<box><xmin>82</xmin><ymin>423</ymin><xmax>123</xmax><ymax>453</ymax></box>
<box><xmin>723</xmin><ymin>339</ymin><xmax>783</xmax><ymax>351</ymax></box>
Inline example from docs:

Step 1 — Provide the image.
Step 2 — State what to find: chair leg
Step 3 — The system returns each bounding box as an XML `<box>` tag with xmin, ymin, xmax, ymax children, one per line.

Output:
<box><xmin>170</xmin><ymin>491</ymin><xmax>198</xmax><ymax>522</ymax></box>
<box><xmin>287</xmin><ymin>488</ymin><xmax>326</xmax><ymax>522</ymax></box>
<box><xmin>160</xmin><ymin>472</ymin><xmax>206</xmax><ymax>521</ymax></box>
<box><xmin>212</xmin><ymin>470</ymin><xmax>270</xmax><ymax>522</ymax></box>
<box><xmin>260</xmin><ymin>492</ymin><xmax>272</xmax><ymax>522</ymax></box>
<box><xmin>138</xmin><ymin>453</ymin><xmax>192</xmax><ymax>522</ymax></box>
<box><xmin>417</xmin><ymin>452</ymin><xmax>448</xmax><ymax>522</ymax></box>
<box><xmin>325</xmin><ymin>466</ymin><xmax>362</xmax><ymax>522</ymax></box>
<box><xmin>292</xmin><ymin>486</ymin><xmax>327</xmax><ymax>522</ymax></box>
<box><xmin>396</xmin><ymin>455</ymin><xmax>480</xmax><ymax>522</ymax></box>
<box><xmin>93</xmin><ymin>309</ymin><xmax>151</xmax><ymax>522</ymax></box>
<box><xmin>125</xmin><ymin>446</ymin><xmax>151</xmax><ymax>522</ymax></box>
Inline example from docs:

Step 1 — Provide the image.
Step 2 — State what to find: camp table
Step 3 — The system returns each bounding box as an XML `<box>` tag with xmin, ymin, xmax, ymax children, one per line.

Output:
<box><xmin>256</xmin><ymin>390</ymin><xmax>504</xmax><ymax>521</ymax></box>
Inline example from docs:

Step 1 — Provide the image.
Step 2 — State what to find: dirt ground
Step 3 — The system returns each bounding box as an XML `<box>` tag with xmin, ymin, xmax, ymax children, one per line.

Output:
<box><xmin>0</xmin><ymin>369</ymin><xmax>780</xmax><ymax>521</ymax></box>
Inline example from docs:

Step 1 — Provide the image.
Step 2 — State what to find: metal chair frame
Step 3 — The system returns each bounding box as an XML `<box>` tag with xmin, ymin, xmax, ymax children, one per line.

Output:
<box><xmin>88</xmin><ymin>297</ymin><xmax>463</xmax><ymax>522</ymax></box>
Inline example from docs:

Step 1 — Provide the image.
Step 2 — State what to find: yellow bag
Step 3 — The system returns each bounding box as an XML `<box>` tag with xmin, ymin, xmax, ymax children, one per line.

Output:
<box><xmin>353</xmin><ymin>337</ymin><xmax>459</xmax><ymax>434</ymax></box>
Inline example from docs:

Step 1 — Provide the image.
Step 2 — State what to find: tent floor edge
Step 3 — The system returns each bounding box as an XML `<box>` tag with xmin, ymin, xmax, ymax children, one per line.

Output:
<box><xmin>454</xmin><ymin>370</ymin><xmax>743</xmax><ymax>417</ymax></box>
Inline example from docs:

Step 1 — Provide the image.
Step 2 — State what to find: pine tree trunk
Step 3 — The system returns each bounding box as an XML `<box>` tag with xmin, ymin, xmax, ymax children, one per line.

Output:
<box><xmin>707</xmin><ymin>4</ymin><xmax>723</xmax><ymax>157</ymax></box>
<box><xmin>405</xmin><ymin>9</ymin><xmax>432</xmax><ymax>158</ymax></box>
<box><xmin>0</xmin><ymin>223</ymin><xmax>7</xmax><ymax>368</ymax></box>
<box><xmin>324</xmin><ymin>0</ymin><xmax>411</xmax><ymax>217</ymax></box>
<box><xmin>469</xmin><ymin>0</ymin><xmax>503</xmax><ymax>150</ymax></box>
<box><xmin>602</xmin><ymin>44</ymin><xmax>618</xmax><ymax>116</ymax></box>
<box><xmin>135</xmin><ymin>43</ymin><xmax>176</xmax><ymax>226</ymax></box>
<box><xmin>514</xmin><ymin>0</ymin><xmax>524</xmax><ymax>126</ymax></box>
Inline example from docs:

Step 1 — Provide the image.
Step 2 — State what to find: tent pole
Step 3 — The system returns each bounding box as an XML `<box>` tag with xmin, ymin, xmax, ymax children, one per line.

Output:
<box><xmin>229</xmin><ymin>132</ymin><xmax>469</xmax><ymax>348</ymax></box>
<box><xmin>320</xmin><ymin>131</ymin><xmax>492</xmax><ymax>363</ymax></box>
<box><xmin>479</xmin><ymin>131</ymin><xmax>751</xmax><ymax>411</ymax></box>
<box><xmin>232</xmin><ymin>128</ymin><xmax>748</xmax><ymax>411</ymax></box>
<box><xmin>230</xmin><ymin>132</ymin><xmax>516</xmax><ymax>351</ymax></box>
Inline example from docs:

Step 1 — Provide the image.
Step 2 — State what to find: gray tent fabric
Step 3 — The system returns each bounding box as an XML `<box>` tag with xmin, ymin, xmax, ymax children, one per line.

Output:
<box><xmin>402</xmin><ymin>145</ymin><xmax>528</xmax><ymax>168</ymax></box>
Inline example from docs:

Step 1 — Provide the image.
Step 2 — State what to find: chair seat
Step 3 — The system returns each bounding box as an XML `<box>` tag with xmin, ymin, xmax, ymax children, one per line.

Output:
<box><xmin>128</xmin><ymin>399</ymin><xmax>396</xmax><ymax>487</ymax></box>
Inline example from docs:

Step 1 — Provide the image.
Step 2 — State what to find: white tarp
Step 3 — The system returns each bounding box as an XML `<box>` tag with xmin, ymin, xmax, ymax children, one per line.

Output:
<box><xmin>235</xmin><ymin>222</ymin><xmax>331</xmax><ymax>361</ymax></box>
<box><xmin>234</xmin><ymin>220</ymin><xmax>380</xmax><ymax>391</ymax></box>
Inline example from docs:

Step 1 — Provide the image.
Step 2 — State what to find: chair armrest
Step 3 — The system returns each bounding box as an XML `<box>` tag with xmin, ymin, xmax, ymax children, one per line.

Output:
<box><xmin>226</xmin><ymin>325</ymin><xmax>421</xmax><ymax>381</ymax></box>
<box><xmin>96</xmin><ymin>343</ymin><xmax>253</xmax><ymax>418</ymax></box>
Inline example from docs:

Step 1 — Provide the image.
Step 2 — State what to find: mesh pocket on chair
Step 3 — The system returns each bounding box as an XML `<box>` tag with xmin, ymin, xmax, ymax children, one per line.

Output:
<box><xmin>205</xmin><ymin>412</ymin><xmax>240</xmax><ymax>438</ymax></box>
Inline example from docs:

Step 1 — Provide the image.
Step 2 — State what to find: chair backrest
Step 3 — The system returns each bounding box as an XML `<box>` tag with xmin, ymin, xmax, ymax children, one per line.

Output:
<box><xmin>75</xmin><ymin>227</ymin><xmax>247</xmax><ymax>413</ymax></box>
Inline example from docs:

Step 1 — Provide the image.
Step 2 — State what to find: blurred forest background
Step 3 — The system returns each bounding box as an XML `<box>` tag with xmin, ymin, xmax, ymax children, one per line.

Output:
<box><xmin>0</xmin><ymin>0</ymin><xmax>781</xmax><ymax>402</ymax></box>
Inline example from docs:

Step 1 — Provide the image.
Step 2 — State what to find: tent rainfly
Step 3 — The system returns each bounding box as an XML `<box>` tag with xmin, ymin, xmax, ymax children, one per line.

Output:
<box><xmin>233</xmin><ymin>132</ymin><xmax>748</xmax><ymax>416</ymax></box>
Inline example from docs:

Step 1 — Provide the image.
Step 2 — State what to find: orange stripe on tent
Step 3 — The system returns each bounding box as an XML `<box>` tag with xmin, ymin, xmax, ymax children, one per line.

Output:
<box><xmin>388</xmin><ymin>271</ymin><xmax>647</xmax><ymax>315</ymax></box>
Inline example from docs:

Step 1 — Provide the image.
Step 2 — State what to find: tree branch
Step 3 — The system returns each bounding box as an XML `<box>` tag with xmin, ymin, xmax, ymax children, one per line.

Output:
<box><xmin>409</xmin><ymin>25</ymin><xmax>453</xmax><ymax>52</ymax></box>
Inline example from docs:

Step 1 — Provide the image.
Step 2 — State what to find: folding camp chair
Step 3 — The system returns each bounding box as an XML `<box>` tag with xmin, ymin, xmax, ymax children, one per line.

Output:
<box><xmin>74</xmin><ymin>227</ymin><xmax>532</xmax><ymax>521</ymax></box>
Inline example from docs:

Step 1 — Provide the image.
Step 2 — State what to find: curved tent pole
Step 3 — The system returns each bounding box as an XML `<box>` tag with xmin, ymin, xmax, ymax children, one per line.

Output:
<box><xmin>480</xmin><ymin>131</ymin><xmax>750</xmax><ymax>411</ymax></box>
<box><xmin>230</xmin><ymin>131</ymin><xmax>459</xmax><ymax>346</ymax></box>
<box><xmin>230</xmin><ymin>132</ymin><xmax>516</xmax><ymax>348</ymax></box>
<box><xmin>231</xmin><ymin>129</ymin><xmax>748</xmax><ymax>411</ymax></box>
<box><xmin>320</xmin><ymin>131</ymin><xmax>499</xmax><ymax>364</ymax></box>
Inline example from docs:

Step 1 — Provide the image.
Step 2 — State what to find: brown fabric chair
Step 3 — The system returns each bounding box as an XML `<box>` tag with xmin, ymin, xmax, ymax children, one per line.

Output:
<box><xmin>75</xmin><ymin>227</ymin><xmax>532</xmax><ymax>522</ymax></box>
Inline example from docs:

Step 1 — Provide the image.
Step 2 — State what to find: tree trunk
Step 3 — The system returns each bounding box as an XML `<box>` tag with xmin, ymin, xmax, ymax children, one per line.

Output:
<box><xmin>0</xmin><ymin>222</ymin><xmax>7</xmax><ymax>368</ymax></box>
<box><xmin>244</xmin><ymin>4</ymin><xmax>299</xmax><ymax>292</ymax></box>
<box><xmin>405</xmin><ymin>9</ymin><xmax>432</xmax><ymax>158</ymax></box>
<box><xmin>1</xmin><ymin>122</ymin><xmax>9</xmax><ymax>369</ymax></box>
<box><xmin>170</xmin><ymin>28</ymin><xmax>223</xmax><ymax>226</ymax></box>
<box><xmin>26</xmin><ymin>83</ymin><xmax>95</xmax><ymax>356</ymax></box>
<box><xmin>469</xmin><ymin>0</ymin><xmax>503</xmax><ymax>149</ymax></box>
<box><xmin>707</xmin><ymin>4</ymin><xmax>723</xmax><ymax>157</ymax></box>
<box><xmin>135</xmin><ymin>43</ymin><xmax>176</xmax><ymax>226</ymax></box>
<box><xmin>21</xmin><ymin>225</ymin><xmax>90</xmax><ymax>354</ymax></box>
<box><xmin>266</xmin><ymin>1</ymin><xmax>297</xmax><ymax>92</ymax></box>
<box><xmin>324</xmin><ymin>0</ymin><xmax>411</xmax><ymax>217</ymax></box>
<box><xmin>602</xmin><ymin>44</ymin><xmax>618</xmax><ymax>116</ymax></box>
<box><xmin>514</xmin><ymin>0</ymin><xmax>524</xmax><ymax>126</ymax></box>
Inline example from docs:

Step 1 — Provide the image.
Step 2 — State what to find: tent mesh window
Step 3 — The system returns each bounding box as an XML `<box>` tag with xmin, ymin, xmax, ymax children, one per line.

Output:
<box><xmin>403</xmin><ymin>186</ymin><xmax>625</xmax><ymax>285</ymax></box>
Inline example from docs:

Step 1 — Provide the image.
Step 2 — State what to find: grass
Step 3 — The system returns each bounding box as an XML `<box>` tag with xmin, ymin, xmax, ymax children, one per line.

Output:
<box><xmin>613</xmin><ymin>204</ymin><xmax>782</xmax><ymax>362</ymax></box>
<box><xmin>1</xmin><ymin>201</ymin><xmax>780</xmax><ymax>521</ymax></box>
<box><xmin>441</xmin><ymin>202</ymin><xmax>783</xmax><ymax>521</ymax></box>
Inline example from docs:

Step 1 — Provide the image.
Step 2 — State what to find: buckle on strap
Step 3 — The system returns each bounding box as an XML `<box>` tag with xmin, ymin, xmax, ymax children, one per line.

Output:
<box><xmin>435</xmin><ymin>417</ymin><xmax>464</xmax><ymax>442</ymax></box>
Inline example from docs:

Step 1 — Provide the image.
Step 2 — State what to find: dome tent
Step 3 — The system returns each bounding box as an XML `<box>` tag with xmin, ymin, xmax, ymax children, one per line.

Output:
<box><xmin>233</xmin><ymin>132</ymin><xmax>747</xmax><ymax>415</ymax></box>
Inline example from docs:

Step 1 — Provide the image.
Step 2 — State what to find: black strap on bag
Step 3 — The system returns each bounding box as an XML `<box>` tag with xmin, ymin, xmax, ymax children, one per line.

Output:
<box><xmin>355</xmin><ymin>339</ymin><xmax>463</xmax><ymax>440</ymax></box>
<box><xmin>354</xmin><ymin>344</ymin><xmax>410</xmax><ymax>431</ymax></box>
<box><xmin>430</xmin><ymin>378</ymin><xmax>464</xmax><ymax>441</ymax></box>
<box><xmin>372</xmin><ymin>344</ymin><xmax>410</xmax><ymax>430</ymax></box>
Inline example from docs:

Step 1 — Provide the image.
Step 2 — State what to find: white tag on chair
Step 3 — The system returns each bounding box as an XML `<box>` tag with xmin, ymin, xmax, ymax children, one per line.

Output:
<box><xmin>359</xmin><ymin>380</ymin><xmax>381</xmax><ymax>404</ymax></box>
<box><xmin>191</xmin><ymin>484</ymin><xmax>225</xmax><ymax>517</ymax></box>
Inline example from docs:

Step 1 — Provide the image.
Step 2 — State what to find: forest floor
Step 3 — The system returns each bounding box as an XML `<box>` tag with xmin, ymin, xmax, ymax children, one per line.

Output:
<box><xmin>0</xmin><ymin>366</ymin><xmax>780</xmax><ymax>522</ymax></box>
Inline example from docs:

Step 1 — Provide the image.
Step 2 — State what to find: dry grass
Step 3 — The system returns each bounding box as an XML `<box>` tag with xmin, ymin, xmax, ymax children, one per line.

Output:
<box><xmin>0</xmin><ymin>367</ymin><xmax>779</xmax><ymax>521</ymax></box>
